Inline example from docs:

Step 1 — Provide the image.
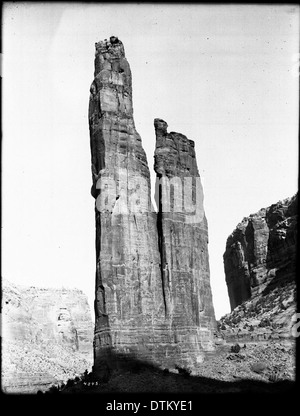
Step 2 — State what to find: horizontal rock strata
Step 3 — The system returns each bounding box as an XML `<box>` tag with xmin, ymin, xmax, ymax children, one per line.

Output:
<box><xmin>223</xmin><ymin>193</ymin><xmax>297</xmax><ymax>311</ymax></box>
<box><xmin>89</xmin><ymin>36</ymin><xmax>216</xmax><ymax>374</ymax></box>
<box><xmin>154</xmin><ymin>119</ymin><xmax>216</xmax><ymax>352</ymax></box>
<box><xmin>2</xmin><ymin>280</ymin><xmax>94</xmax><ymax>392</ymax></box>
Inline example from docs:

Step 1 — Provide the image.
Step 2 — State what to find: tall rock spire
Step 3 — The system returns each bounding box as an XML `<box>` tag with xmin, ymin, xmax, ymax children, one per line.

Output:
<box><xmin>89</xmin><ymin>36</ymin><xmax>216</xmax><ymax>375</ymax></box>
<box><xmin>154</xmin><ymin>118</ymin><xmax>216</xmax><ymax>352</ymax></box>
<box><xmin>89</xmin><ymin>36</ymin><xmax>165</xmax><ymax>372</ymax></box>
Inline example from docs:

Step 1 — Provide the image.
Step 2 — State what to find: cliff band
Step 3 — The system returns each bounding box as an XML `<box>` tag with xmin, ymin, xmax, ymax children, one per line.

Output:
<box><xmin>224</xmin><ymin>194</ymin><xmax>297</xmax><ymax>310</ymax></box>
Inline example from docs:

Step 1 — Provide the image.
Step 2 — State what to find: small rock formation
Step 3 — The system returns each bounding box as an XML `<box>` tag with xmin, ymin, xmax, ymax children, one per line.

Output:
<box><xmin>89</xmin><ymin>36</ymin><xmax>216</xmax><ymax>374</ymax></box>
<box><xmin>224</xmin><ymin>193</ymin><xmax>297</xmax><ymax>310</ymax></box>
<box><xmin>2</xmin><ymin>280</ymin><xmax>93</xmax><ymax>393</ymax></box>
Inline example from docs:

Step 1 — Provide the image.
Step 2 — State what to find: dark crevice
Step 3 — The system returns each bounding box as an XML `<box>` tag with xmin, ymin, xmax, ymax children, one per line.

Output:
<box><xmin>155</xmin><ymin>176</ymin><xmax>168</xmax><ymax>318</ymax></box>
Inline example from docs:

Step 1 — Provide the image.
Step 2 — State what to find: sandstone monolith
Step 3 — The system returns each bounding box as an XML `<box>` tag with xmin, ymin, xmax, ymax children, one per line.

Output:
<box><xmin>89</xmin><ymin>36</ymin><xmax>216</xmax><ymax>374</ymax></box>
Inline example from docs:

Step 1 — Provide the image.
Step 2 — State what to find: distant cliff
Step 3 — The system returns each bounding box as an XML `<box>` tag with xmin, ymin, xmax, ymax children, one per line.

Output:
<box><xmin>223</xmin><ymin>193</ymin><xmax>297</xmax><ymax>311</ymax></box>
<box><xmin>218</xmin><ymin>194</ymin><xmax>297</xmax><ymax>344</ymax></box>
<box><xmin>1</xmin><ymin>280</ymin><xmax>93</xmax><ymax>393</ymax></box>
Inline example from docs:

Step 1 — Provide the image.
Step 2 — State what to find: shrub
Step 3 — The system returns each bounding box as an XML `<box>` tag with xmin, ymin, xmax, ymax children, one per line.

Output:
<box><xmin>48</xmin><ymin>385</ymin><xmax>60</xmax><ymax>394</ymax></box>
<box><xmin>259</xmin><ymin>317</ymin><xmax>271</xmax><ymax>327</ymax></box>
<box><xmin>66</xmin><ymin>379</ymin><xmax>74</xmax><ymax>388</ymax></box>
<box><xmin>230</xmin><ymin>343</ymin><xmax>241</xmax><ymax>353</ymax></box>
<box><xmin>232</xmin><ymin>316</ymin><xmax>241</xmax><ymax>325</ymax></box>
<box><xmin>82</xmin><ymin>369</ymin><xmax>89</xmax><ymax>381</ymax></box>
<box><xmin>175</xmin><ymin>365</ymin><xmax>191</xmax><ymax>377</ymax></box>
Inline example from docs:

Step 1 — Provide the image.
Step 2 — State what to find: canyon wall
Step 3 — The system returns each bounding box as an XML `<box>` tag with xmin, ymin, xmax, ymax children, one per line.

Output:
<box><xmin>1</xmin><ymin>280</ymin><xmax>93</xmax><ymax>393</ymax></box>
<box><xmin>88</xmin><ymin>36</ymin><xmax>216</xmax><ymax>374</ymax></box>
<box><xmin>223</xmin><ymin>193</ymin><xmax>297</xmax><ymax>311</ymax></box>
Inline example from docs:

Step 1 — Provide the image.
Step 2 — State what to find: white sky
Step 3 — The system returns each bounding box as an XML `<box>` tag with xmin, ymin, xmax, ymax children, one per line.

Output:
<box><xmin>2</xmin><ymin>3</ymin><xmax>299</xmax><ymax>319</ymax></box>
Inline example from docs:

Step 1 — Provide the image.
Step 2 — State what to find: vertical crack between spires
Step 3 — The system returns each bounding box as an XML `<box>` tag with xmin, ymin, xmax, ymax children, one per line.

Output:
<box><xmin>156</xmin><ymin>176</ymin><xmax>168</xmax><ymax>318</ymax></box>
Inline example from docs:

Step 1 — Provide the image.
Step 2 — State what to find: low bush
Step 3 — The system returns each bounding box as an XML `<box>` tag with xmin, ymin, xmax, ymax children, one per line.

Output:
<box><xmin>66</xmin><ymin>379</ymin><xmax>74</xmax><ymax>388</ymax></box>
<box><xmin>258</xmin><ymin>318</ymin><xmax>271</xmax><ymax>327</ymax></box>
<box><xmin>175</xmin><ymin>365</ymin><xmax>191</xmax><ymax>377</ymax></box>
<box><xmin>230</xmin><ymin>343</ymin><xmax>241</xmax><ymax>353</ymax></box>
<box><xmin>232</xmin><ymin>316</ymin><xmax>241</xmax><ymax>325</ymax></box>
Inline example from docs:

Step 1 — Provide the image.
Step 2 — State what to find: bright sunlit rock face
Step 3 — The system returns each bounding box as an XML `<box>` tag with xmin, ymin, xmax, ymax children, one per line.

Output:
<box><xmin>89</xmin><ymin>36</ymin><xmax>216</xmax><ymax>375</ymax></box>
<box><xmin>2</xmin><ymin>280</ymin><xmax>94</xmax><ymax>393</ymax></box>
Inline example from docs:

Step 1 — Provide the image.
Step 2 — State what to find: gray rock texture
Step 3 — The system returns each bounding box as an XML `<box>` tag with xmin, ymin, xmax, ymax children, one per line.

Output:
<box><xmin>224</xmin><ymin>193</ymin><xmax>297</xmax><ymax>311</ymax></box>
<box><xmin>89</xmin><ymin>36</ymin><xmax>216</xmax><ymax>374</ymax></box>
<box><xmin>2</xmin><ymin>280</ymin><xmax>93</xmax><ymax>393</ymax></box>
<box><xmin>154</xmin><ymin>119</ymin><xmax>216</xmax><ymax>351</ymax></box>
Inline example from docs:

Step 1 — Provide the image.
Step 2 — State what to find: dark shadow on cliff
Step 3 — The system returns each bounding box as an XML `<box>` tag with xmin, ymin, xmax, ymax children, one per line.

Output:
<box><xmin>53</xmin><ymin>350</ymin><xmax>297</xmax><ymax>395</ymax></box>
<box><xmin>262</xmin><ymin>192</ymin><xmax>298</xmax><ymax>298</ymax></box>
<box><xmin>260</xmin><ymin>265</ymin><xmax>296</xmax><ymax>298</ymax></box>
<box><xmin>1</xmin><ymin>351</ymin><xmax>297</xmax><ymax>416</ymax></box>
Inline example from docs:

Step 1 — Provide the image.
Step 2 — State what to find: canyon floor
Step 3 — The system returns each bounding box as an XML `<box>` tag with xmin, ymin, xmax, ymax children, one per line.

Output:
<box><xmin>1</xmin><ymin>339</ymin><xmax>93</xmax><ymax>394</ymax></box>
<box><xmin>55</xmin><ymin>339</ymin><xmax>296</xmax><ymax>394</ymax></box>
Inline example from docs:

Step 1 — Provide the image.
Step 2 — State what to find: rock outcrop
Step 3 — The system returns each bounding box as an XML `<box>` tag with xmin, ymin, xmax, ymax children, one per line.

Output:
<box><xmin>89</xmin><ymin>36</ymin><xmax>216</xmax><ymax>375</ymax></box>
<box><xmin>219</xmin><ymin>194</ymin><xmax>297</xmax><ymax>344</ymax></box>
<box><xmin>1</xmin><ymin>280</ymin><xmax>93</xmax><ymax>393</ymax></box>
<box><xmin>224</xmin><ymin>193</ymin><xmax>297</xmax><ymax>311</ymax></box>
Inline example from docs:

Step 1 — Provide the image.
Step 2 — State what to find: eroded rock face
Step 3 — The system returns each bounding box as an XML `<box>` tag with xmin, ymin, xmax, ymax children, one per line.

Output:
<box><xmin>89</xmin><ymin>36</ymin><xmax>167</xmax><ymax>371</ymax></box>
<box><xmin>2</xmin><ymin>280</ymin><xmax>94</xmax><ymax>393</ymax></box>
<box><xmin>2</xmin><ymin>280</ymin><xmax>93</xmax><ymax>353</ymax></box>
<box><xmin>154</xmin><ymin>119</ymin><xmax>216</xmax><ymax>351</ymax></box>
<box><xmin>89</xmin><ymin>36</ymin><xmax>216</xmax><ymax>374</ymax></box>
<box><xmin>224</xmin><ymin>193</ymin><xmax>297</xmax><ymax>311</ymax></box>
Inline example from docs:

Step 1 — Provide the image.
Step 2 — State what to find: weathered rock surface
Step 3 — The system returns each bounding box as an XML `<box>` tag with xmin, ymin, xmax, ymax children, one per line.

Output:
<box><xmin>154</xmin><ymin>119</ymin><xmax>216</xmax><ymax>351</ymax></box>
<box><xmin>89</xmin><ymin>36</ymin><xmax>216</xmax><ymax>374</ymax></box>
<box><xmin>219</xmin><ymin>194</ymin><xmax>297</xmax><ymax>344</ymax></box>
<box><xmin>224</xmin><ymin>193</ymin><xmax>297</xmax><ymax>310</ymax></box>
<box><xmin>1</xmin><ymin>280</ymin><xmax>93</xmax><ymax>393</ymax></box>
<box><xmin>217</xmin><ymin>278</ymin><xmax>296</xmax><ymax>344</ymax></box>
